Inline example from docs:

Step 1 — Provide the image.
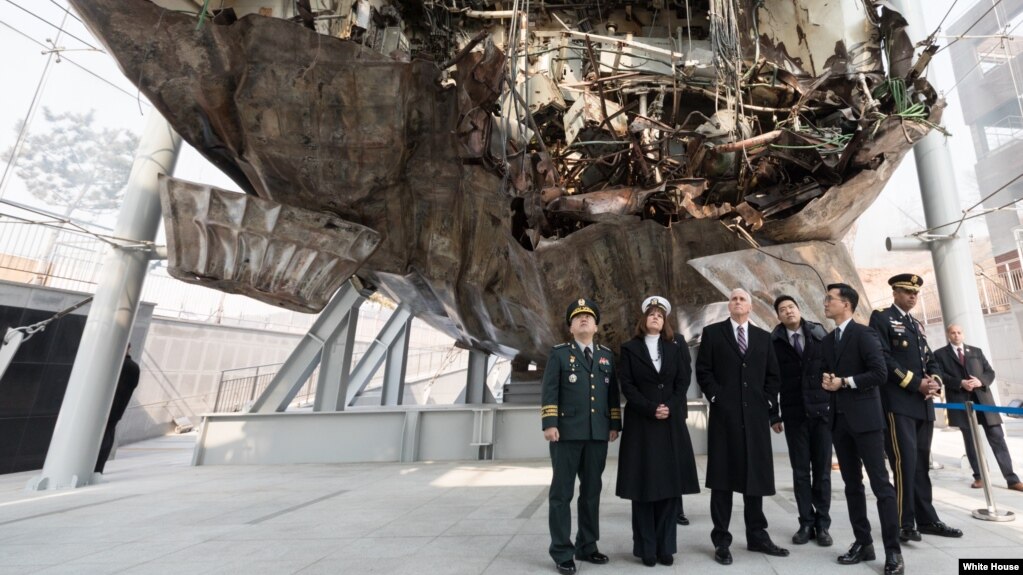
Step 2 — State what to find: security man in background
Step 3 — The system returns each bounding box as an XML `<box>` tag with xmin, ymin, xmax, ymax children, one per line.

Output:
<box><xmin>869</xmin><ymin>274</ymin><xmax>962</xmax><ymax>542</ymax></box>
<box><xmin>541</xmin><ymin>298</ymin><xmax>622</xmax><ymax>575</ymax></box>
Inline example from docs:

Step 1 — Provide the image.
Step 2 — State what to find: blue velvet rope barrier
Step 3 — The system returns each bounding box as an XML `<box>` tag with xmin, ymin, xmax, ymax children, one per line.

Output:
<box><xmin>936</xmin><ymin>402</ymin><xmax>1023</xmax><ymax>415</ymax></box>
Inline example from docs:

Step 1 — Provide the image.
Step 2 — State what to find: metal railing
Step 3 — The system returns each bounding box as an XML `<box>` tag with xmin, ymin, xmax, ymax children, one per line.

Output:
<box><xmin>874</xmin><ymin>265</ymin><xmax>1023</xmax><ymax>327</ymax></box>
<box><xmin>0</xmin><ymin>218</ymin><xmax>319</xmax><ymax>333</ymax></box>
<box><xmin>211</xmin><ymin>345</ymin><xmax>468</xmax><ymax>412</ymax></box>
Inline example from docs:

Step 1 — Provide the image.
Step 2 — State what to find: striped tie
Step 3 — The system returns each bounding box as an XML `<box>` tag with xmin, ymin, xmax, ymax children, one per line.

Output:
<box><xmin>737</xmin><ymin>325</ymin><xmax>747</xmax><ymax>355</ymax></box>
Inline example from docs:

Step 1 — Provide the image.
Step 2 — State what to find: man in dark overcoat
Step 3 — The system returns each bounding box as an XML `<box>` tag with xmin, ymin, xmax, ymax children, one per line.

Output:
<box><xmin>541</xmin><ymin>298</ymin><xmax>622</xmax><ymax>575</ymax></box>
<box><xmin>820</xmin><ymin>283</ymin><xmax>903</xmax><ymax>575</ymax></box>
<box><xmin>696</xmin><ymin>287</ymin><xmax>788</xmax><ymax>566</ymax></box>
<box><xmin>934</xmin><ymin>324</ymin><xmax>1022</xmax><ymax>491</ymax></box>
<box><xmin>95</xmin><ymin>344</ymin><xmax>141</xmax><ymax>474</ymax></box>
<box><xmin>770</xmin><ymin>295</ymin><xmax>833</xmax><ymax>547</ymax></box>
<box><xmin>869</xmin><ymin>274</ymin><xmax>962</xmax><ymax>541</ymax></box>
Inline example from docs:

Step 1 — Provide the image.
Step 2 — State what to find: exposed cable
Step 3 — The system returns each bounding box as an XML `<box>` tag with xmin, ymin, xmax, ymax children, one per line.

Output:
<box><xmin>0</xmin><ymin>18</ymin><xmax>145</xmax><ymax>103</ymax></box>
<box><xmin>937</xmin><ymin>0</ymin><xmax>1004</xmax><ymax>54</ymax></box>
<box><xmin>0</xmin><ymin>10</ymin><xmax>67</xmax><ymax>202</ymax></box>
<box><xmin>3</xmin><ymin>0</ymin><xmax>104</xmax><ymax>52</ymax></box>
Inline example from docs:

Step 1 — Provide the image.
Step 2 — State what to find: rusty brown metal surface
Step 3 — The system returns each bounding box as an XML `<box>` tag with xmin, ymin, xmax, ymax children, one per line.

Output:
<box><xmin>69</xmin><ymin>0</ymin><xmax>946</xmax><ymax>362</ymax></box>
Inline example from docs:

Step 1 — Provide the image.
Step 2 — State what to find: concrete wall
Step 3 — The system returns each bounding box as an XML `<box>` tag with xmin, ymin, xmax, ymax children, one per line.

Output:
<box><xmin>118</xmin><ymin>318</ymin><xmax>304</xmax><ymax>445</ymax></box>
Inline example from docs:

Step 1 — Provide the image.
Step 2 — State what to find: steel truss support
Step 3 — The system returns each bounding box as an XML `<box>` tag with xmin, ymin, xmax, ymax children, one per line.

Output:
<box><xmin>461</xmin><ymin>349</ymin><xmax>497</xmax><ymax>404</ymax></box>
<box><xmin>342</xmin><ymin>305</ymin><xmax>413</xmax><ymax>409</ymax></box>
<box><xmin>250</xmin><ymin>281</ymin><xmax>366</xmax><ymax>413</ymax></box>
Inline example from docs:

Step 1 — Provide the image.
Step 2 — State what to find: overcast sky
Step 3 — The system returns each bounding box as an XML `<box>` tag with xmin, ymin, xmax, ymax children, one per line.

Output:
<box><xmin>0</xmin><ymin>0</ymin><xmax>1004</xmax><ymax>269</ymax></box>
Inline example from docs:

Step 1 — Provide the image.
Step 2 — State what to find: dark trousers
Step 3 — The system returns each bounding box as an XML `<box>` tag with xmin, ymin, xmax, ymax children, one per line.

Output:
<box><xmin>94</xmin><ymin>420</ymin><xmax>120</xmax><ymax>473</ymax></box>
<box><xmin>548</xmin><ymin>440</ymin><xmax>608</xmax><ymax>563</ymax></box>
<box><xmin>710</xmin><ymin>489</ymin><xmax>768</xmax><ymax>548</ymax></box>
<box><xmin>782</xmin><ymin>416</ymin><xmax>833</xmax><ymax>530</ymax></box>
<box><xmin>833</xmin><ymin>413</ymin><xmax>901</xmax><ymax>554</ymax></box>
<box><xmin>631</xmin><ymin>498</ymin><xmax>678</xmax><ymax>559</ymax></box>
<box><xmin>959</xmin><ymin>423</ymin><xmax>1020</xmax><ymax>484</ymax></box>
<box><xmin>885</xmin><ymin>413</ymin><xmax>939</xmax><ymax>529</ymax></box>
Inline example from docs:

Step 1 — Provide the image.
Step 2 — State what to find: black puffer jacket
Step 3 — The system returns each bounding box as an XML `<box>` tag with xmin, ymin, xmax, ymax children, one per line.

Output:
<box><xmin>770</xmin><ymin>319</ymin><xmax>829</xmax><ymax>422</ymax></box>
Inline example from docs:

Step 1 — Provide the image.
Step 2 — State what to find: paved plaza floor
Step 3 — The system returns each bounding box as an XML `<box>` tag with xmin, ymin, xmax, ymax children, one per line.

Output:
<box><xmin>1</xmin><ymin>421</ymin><xmax>1021</xmax><ymax>574</ymax></box>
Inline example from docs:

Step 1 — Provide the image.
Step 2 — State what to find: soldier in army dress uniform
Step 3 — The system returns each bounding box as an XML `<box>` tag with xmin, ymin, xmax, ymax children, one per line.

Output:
<box><xmin>541</xmin><ymin>298</ymin><xmax>622</xmax><ymax>575</ymax></box>
<box><xmin>869</xmin><ymin>274</ymin><xmax>963</xmax><ymax>542</ymax></box>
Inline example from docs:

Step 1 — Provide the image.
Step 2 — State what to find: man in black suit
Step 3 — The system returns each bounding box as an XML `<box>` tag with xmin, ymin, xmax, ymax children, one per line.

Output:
<box><xmin>770</xmin><ymin>295</ymin><xmax>833</xmax><ymax>547</ymax></box>
<box><xmin>934</xmin><ymin>324</ymin><xmax>1023</xmax><ymax>492</ymax></box>
<box><xmin>820</xmin><ymin>283</ymin><xmax>903</xmax><ymax>575</ymax></box>
<box><xmin>95</xmin><ymin>344</ymin><xmax>141</xmax><ymax>474</ymax></box>
<box><xmin>696</xmin><ymin>287</ymin><xmax>788</xmax><ymax>566</ymax></box>
<box><xmin>869</xmin><ymin>274</ymin><xmax>962</xmax><ymax>541</ymax></box>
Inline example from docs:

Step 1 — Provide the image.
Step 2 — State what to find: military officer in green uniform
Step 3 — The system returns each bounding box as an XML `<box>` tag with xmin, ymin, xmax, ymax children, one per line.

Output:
<box><xmin>869</xmin><ymin>274</ymin><xmax>962</xmax><ymax>542</ymax></box>
<box><xmin>542</xmin><ymin>298</ymin><xmax>622</xmax><ymax>575</ymax></box>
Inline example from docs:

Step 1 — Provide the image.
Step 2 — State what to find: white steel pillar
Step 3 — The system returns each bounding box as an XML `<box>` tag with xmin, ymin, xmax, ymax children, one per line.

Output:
<box><xmin>380</xmin><ymin>316</ymin><xmax>413</xmax><ymax>406</ymax></box>
<box><xmin>29</xmin><ymin>112</ymin><xmax>181</xmax><ymax>490</ymax></box>
<box><xmin>887</xmin><ymin>0</ymin><xmax>993</xmax><ymax>362</ymax></box>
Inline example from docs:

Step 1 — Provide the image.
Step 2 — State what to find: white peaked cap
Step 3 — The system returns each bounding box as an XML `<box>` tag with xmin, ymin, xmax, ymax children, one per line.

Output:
<box><xmin>642</xmin><ymin>296</ymin><xmax>671</xmax><ymax>316</ymax></box>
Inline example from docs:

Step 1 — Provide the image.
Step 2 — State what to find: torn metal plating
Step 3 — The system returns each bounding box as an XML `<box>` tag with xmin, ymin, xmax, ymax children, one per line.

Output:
<box><xmin>69</xmin><ymin>0</ymin><xmax>946</xmax><ymax>361</ymax></box>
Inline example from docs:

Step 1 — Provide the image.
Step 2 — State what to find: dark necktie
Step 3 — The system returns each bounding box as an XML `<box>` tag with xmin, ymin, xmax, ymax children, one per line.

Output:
<box><xmin>737</xmin><ymin>325</ymin><xmax>747</xmax><ymax>355</ymax></box>
<box><xmin>792</xmin><ymin>333</ymin><xmax>803</xmax><ymax>356</ymax></box>
<box><xmin>904</xmin><ymin>313</ymin><xmax>917</xmax><ymax>335</ymax></box>
<box><xmin>584</xmin><ymin>346</ymin><xmax>593</xmax><ymax>367</ymax></box>
<box><xmin>957</xmin><ymin>347</ymin><xmax>965</xmax><ymax>366</ymax></box>
<box><xmin>835</xmin><ymin>327</ymin><xmax>842</xmax><ymax>347</ymax></box>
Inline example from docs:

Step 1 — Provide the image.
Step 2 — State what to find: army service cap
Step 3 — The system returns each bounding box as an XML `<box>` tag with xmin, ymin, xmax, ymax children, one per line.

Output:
<box><xmin>642</xmin><ymin>295</ymin><xmax>671</xmax><ymax>316</ymax></box>
<box><xmin>566</xmin><ymin>298</ymin><xmax>600</xmax><ymax>325</ymax></box>
<box><xmin>888</xmin><ymin>273</ymin><xmax>923</xmax><ymax>292</ymax></box>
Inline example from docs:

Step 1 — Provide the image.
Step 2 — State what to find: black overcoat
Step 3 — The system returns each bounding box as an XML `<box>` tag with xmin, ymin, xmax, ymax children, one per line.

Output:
<box><xmin>934</xmin><ymin>343</ymin><xmax>1001</xmax><ymax>427</ymax></box>
<box><xmin>616</xmin><ymin>335</ymin><xmax>700</xmax><ymax>501</ymax></box>
<box><xmin>696</xmin><ymin>319</ymin><xmax>781</xmax><ymax>496</ymax></box>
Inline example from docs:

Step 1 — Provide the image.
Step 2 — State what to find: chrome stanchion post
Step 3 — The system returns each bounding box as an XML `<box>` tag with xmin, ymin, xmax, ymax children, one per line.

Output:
<box><xmin>968</xmin><ymin>401</ymin><xmax>1015</xmax><ymax>522</ymax></box>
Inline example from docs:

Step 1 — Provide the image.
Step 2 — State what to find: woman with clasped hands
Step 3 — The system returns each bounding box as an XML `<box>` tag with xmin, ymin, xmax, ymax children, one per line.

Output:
<box><xmin>615</xmin><ymin>296</ymin><xmax>700</xmax><ymax>567</ymax></box>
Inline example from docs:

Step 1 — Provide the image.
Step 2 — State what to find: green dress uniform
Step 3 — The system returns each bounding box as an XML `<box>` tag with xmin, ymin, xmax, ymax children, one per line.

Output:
<box><xmin>541</xmin><ymin>340</ymin><xmax>622</xmax><ymax>564</ymax></box>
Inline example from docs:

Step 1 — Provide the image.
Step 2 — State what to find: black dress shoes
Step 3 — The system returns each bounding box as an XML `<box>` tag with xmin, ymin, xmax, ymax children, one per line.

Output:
<box><xmin>575</xmin><ymin>551</ymin><xmax>610</xmax><ymax>564</ymax></box>
<box><xmin>837</xmin><ymin>542</ymin><xmax>875</xmax><ymax>564</ymax></box>
<box><xmin>792</xmin><ymin>525</ymin><xmax>815</xmax><ymax>544</ymax></box>
<box><xmin>816</xmin><ymin>528</ymin><xmax>833</xmax><ymax>547</ymax></box>
<box><xmin>676</xmin><ymin>513</ymin><xmax>690</xmax><ymax>525</ymax></box>
<box><xmin>641</xmin><ymin>556</ymin><xmax>656</xmax><ymax>567</ymax></box>
<box><xmin>657</xmin><ymin>555</ymin><xmax>674</xmax><ymax>566</ymax></box>
<box><xmin>555</xmin><ymin>559</ymin><xmax>577</xmax><ymax>574</ymax></box>
<box><xmin>898</xmin><ymin>528</ymin><xmax>921</xmax><ymax>542</ymax></box>
<box><xmin>747</xmin><ymin>539</ymin><xmax>790</xmax><ymax>557</ymax></box>
<box><xmin>714</xmin><ymin>546</ymin><xmax>733</xmax><ymax>565</ymax></box>
<box><xmin>919</xmin><ymin>521</ymin><xmax>963</xmax><ymax>538</ymax></box>
<box><xmin>884</xmin><ymin>552</ymin><xmax>905</xmax><ymax>575</ymax></box>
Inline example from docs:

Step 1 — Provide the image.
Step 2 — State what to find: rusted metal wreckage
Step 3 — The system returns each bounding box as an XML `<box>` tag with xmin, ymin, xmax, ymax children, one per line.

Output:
<box><xmin>70</xmin><ymin>0</ymin><xmax>944</xmax><ymax>364</ymax></box>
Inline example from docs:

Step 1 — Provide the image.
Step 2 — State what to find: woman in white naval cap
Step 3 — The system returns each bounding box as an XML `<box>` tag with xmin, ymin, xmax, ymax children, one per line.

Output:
<box><xmin>615</xmin><ymin>296</ymin><xmax>700</xmax><ymax>567</ymax></box>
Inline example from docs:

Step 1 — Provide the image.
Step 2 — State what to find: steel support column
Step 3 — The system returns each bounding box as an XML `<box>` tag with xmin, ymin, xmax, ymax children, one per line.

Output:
<box><xmin>342</xmin><ymin>304</ymin><xmax>412</xmax><ymax>408</ymax></box>
<box><xmin>313</xmin><ymin>290</ymin><xmax>366</xmax><ymax>412</ymax></box>
<box><xmin>463</xmin><ymin>349</ymin><xmax>498</xmax><ymax>404</ymax></box>
<box><xmin>887</xmin><ymin>0</ymin><xmax>994</xmax><ymax>370</ymax></box>
<box><xmin>250</xmin><ymin>281</ymin><xmax>365</xmax><ymax>414</ymax></box>
<box><xmin>380</xmin><ymin>316</ymin><xmax>413</xmax><ymax>406</ymax></box>
<box><xmin>29</xmin><ymin>112</ymin><xmax>181</xmax><ymax>490</ymax></box>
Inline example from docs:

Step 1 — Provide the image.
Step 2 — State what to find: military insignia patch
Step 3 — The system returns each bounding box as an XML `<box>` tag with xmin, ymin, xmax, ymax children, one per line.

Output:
<box><xmin>578</xmin><ymin>298</ymin><xmax>586</xmax><ymax>305</ymax></box>
<box><xmin>569</xmin><ymin>374</ymin><xmax>577</xmax><ymax>383</ymax></box>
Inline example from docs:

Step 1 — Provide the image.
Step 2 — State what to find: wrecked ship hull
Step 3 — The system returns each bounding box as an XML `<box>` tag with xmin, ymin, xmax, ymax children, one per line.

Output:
<box><xmin>70</xmin><ymin>0</ymin><xmax>941</xmax><ymax>362</ymax></box>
